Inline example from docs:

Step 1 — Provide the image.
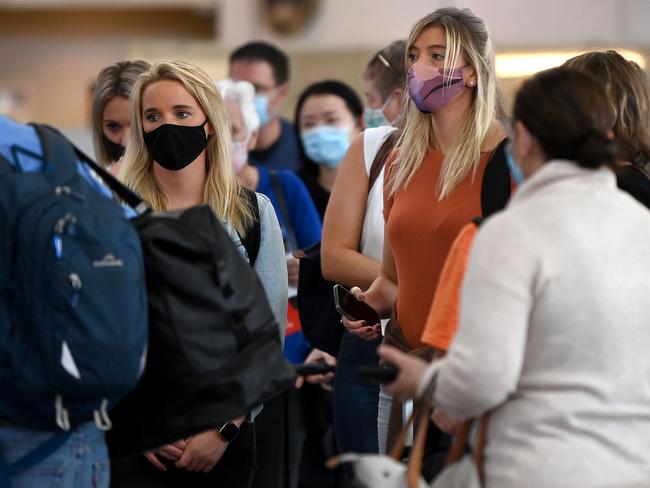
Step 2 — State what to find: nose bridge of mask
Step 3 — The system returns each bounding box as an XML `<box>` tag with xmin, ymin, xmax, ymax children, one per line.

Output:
<box><xmin>303</xmin><ymin>124</ymin><xmax>350</xmax><ymax>140</ymax></box>
<box><xmin>411</xmin><ymin>61</ymin><xmax>465</xmax><ymax>82</ymax></box>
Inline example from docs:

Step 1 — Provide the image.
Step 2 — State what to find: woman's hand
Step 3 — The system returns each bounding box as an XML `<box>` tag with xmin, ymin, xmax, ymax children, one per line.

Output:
<box><xmin>377</xmin><ymin>345</ymin><xmax>429</xmax><ymax>401</ymax></box>
<box><xmin>287</xmin><ymin>256</ymin><xmax>300</xmax><ymax>288</ymax></box>
<box><xmin>295</xmin><ymin>348</ymin><xmax>337</xmax><ymax>391</ymax></box>
<box><xmin>432</xmin><ymin>409</ymin><xmax>463</xmax><ymax>435</ymax></box>
<box><xmin>143</xmin><ymin>439</ymin><xmax>187</xmax><ymax>471</ymax></box>
<box><xmin>341</xmin><ymin>286</ymin><xmax>381</xmax><ymax>341</ymax></box>
<box><xmin>175</xmin><ymin>416</ymin><xmax>245</xmax><ymax>473</ymax></box>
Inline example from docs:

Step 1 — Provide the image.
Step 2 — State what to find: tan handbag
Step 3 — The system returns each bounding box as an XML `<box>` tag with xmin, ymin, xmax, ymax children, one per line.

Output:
<box><xmin>429</xmin><ymin>416</ymin><xmax>489</xmax><ymax>488</ymax></box>
<box><xmin>328</xmin><ymin>406</ymin><xmax>433</xmax><ymax>488</ymax></box>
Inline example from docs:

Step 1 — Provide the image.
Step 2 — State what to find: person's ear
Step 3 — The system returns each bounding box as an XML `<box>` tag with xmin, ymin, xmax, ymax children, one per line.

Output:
<box><xmin>391</xmin><ymin>88</ymin><xmax>405</xmax><ymax>105</ymax></box>
<box><xmin>248</xmin><ymin>130</ymin><xmax>259</xmax><ymax>150</ymax></box>
<box><xmin>206</xmin><ymin>120</ymin><xmax>215</xmax><ymax>136</ymax></box>
<box><xmin>465</xmin><ymin>65</ymin><xmax>477</xmax><ymax>88</ymax></box>
<box><xmin>276</xmin><ymin>81</ymin><xmax>290</xmax><ymax>101</ymax></box>
<box><xmin>385</xmin><ymin>88</ymin><xmax>404</xmax><ymax>120</ymax></box>
<box><xmin>513</xmin><ymin>120</ymin><xmax>533</xmax><ymax>160</ymax></box>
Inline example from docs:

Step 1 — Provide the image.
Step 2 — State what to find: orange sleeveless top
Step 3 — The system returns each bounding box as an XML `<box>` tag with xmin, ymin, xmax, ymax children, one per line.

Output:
<box><xmin>384</xmin><ymin>149</ymin><xmax>490</xmax><ymax>348</ymax></box>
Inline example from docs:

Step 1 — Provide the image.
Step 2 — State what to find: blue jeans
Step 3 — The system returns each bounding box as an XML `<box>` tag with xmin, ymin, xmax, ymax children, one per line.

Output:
<box><xmin>333</xmin><ymin>330</ymin><xmax>381</xmax><ymax>454</ymax></box>
<box><xmin>0</xmin><ymin>422</ymin><xmax>109</xmax><ymax>488</ymax></box>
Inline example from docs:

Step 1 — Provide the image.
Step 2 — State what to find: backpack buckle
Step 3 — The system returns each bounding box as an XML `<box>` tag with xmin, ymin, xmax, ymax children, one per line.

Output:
<box><xmin>93</xmin><ymin>399</ymin><xmax>112</xmax><ymax>431</ymax></box>
<box><xmin>55</xmin><ymin>395</ymin><xmax>71</xmax><ymax>431</ymax></box>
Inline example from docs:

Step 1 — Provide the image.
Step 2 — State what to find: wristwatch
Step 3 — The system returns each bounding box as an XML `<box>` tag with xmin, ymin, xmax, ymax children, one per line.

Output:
<box><xmin>218</xmin><ymin>421</ymin><xmax>240</xmax><ymax>442</ymax></box>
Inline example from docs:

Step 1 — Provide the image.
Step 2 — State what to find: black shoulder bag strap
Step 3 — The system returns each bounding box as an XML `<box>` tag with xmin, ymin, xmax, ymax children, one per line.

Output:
<box><xmin>480</xmin><ymin>137</ymin><xmax>511</xmax><ymax>218</ymax></box>
<box><xmin>239</xmin><ymin>188</ymin><xmax>261</xmax><ymax>266</ymax></box>
<box><xmin>269</xmin><ymin>170</ymin><xmax>298</xmax><ymax>252</ymax></box>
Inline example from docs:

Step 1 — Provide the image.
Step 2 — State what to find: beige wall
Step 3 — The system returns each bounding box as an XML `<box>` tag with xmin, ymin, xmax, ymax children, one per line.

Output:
<box><xmin>1</xmin><ymin>0</ymin><xmax>650</xmax><ymax>129</ymax></box>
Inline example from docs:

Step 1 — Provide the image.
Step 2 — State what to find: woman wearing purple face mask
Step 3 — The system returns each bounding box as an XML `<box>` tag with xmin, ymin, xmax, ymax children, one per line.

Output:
<box><xmin>339</xmin><ymin>7</ymin><xmax>506</xmax><ymax>476</ymax></box>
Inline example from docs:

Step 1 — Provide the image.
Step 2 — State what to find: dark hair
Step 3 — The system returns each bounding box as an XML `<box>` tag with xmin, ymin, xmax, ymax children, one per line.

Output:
<box><xmin>294</xmin><ymin>80</ymin><xmax>363</xmax><ymax>175</ymax></box>
<box><xmin>229</xmin><ymin>41</ymin><xmax>290</xmax><ymax>85</ymax></box>
<box><xmin>513</xmin><ymin>67</ymin><xmax>618</xmax><ymax>169</ymax></box>
<box><xmin>564</xmin><ymin>50</ymin><xmax>650</xmax><ymax>166</ymax></box>
<box><xmin>363</xmin><ymin>40</ymin><xmax>407</xmax><ymax>101</ymax></box>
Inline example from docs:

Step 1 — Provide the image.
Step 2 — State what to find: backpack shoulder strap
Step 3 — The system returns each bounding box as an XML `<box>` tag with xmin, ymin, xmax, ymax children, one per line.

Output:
<box><xmin>481</xmin><ymin>137</ymin><xmax>511</xmax><ymax>218</ymax></box>
<box><xmin>239</xmin><ymin>188</ymin><xmax>261</xmax><ymax>267</ymax></box>
<box><xmin>31</xmin><ymin>124</ymin><xmax>78</xmax><ymax>185</ymax></box>
<box><xmin>0</xmin><ymin>151</ymin><xmax>15</xmax><ymax>176</ymax></box>
<box><xmin>269</xmin><ymin>170</ymin><xmax>298</xmax><ymax>251</ymax></box>
<box><xmin>368</xmin><ymin>130</ymin><xmax>399</xmax><ymax>191</ymax></box>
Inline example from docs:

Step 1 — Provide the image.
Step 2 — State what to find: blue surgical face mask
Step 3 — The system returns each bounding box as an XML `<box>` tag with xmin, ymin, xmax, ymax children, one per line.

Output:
<box><xmin>253</xmin><ymin>94</ymin><xmax>271</xmax><ymax>127</ymax></box>
<box><xmin>505</xmin><ymin>141</ymin><xmax>525</xmax><ymax>185</ymax></box>
<box><xmin>301</xmin><ymin>125</ymin><xmax>351</xmax><ymax>168</ymax></box>
<box><xmin>364</xmin><ymin>95</ymin><xmax>393</xmax><ymax>129</ymax></box>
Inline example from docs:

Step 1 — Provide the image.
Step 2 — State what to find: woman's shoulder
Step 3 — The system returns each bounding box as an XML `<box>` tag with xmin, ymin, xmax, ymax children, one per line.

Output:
<box><xmin>363</xmin><ymin>126</ymin><xmax>398</xmax><ymax>171</ymax></box>
<box><xmin>363</xmin><ymin>126</ymin><xmax>397</xmax><ymax>148</ymax></box>
<box><xmin>254</xmin><ymin>191</ymin><xmax>273</xmax><ymax>214</ymax></box>
<box><xmin>480</xmin><ymin>123</ymin><xmax>508</xmax><ymax>154</ymax></box>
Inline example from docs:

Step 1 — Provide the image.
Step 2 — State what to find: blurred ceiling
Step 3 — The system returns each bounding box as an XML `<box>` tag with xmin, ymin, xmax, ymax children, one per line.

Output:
<box><xmin>0</xmin><ymin>0</ymin><xmax>648</xmax><ymax>50</ymax></box>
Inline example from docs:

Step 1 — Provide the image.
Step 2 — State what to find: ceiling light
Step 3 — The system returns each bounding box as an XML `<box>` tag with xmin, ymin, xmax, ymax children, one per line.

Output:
<box><xmin>496</xmin><ymin>49</ymin><xmax>646</xmax><ymax>78</ymax></box>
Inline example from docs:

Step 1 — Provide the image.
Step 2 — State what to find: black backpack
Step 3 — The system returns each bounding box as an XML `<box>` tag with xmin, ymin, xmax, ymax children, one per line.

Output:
<box><xmin>57</xmin><ymin>133</ymin><xmax>295</xmax><ymax>459</ymax></box>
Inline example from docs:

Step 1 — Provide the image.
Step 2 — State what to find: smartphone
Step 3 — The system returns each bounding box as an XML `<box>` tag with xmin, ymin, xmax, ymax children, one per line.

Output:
<box><xmin>357</xmin><ymin>364</ymin><xmax>399</xmax><ymax>384</ymax></box>
<box><xmin>333</xmin><ymin>284</ymin><xmax>381</xmax><ymax>325</ymax></box>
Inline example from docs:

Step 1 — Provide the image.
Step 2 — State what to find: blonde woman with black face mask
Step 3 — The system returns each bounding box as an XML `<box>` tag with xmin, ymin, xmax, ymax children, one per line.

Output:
<box><xmin>342</xmin><ymin>8</ymin><xmax>505</xmax><ymax>468</ymax></box>
<box><xmin>111</xmin><ymin>60</ymin><xmax>287</xmax><ymax>488</ymax></box>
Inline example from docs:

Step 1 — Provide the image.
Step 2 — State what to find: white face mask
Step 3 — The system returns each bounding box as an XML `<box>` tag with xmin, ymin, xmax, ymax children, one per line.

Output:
<box><xmin>231</xmin><ymin>139</ymin><xmax>249</xmax><ymax>175</ymax></box>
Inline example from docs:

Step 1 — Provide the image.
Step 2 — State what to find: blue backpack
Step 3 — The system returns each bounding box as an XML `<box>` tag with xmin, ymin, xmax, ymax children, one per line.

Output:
<box><xmin>0</xmin><ymin>125</ymin><xmax>148</xmax><ymax>470</ymax></box>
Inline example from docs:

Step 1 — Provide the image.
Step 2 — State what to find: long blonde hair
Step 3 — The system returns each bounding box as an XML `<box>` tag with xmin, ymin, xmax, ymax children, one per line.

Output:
<box><xmin>118</xmin><ymin>60</ymin><xmax>254</xmax><ymax>235</ymax></box>
<box><xmin>388</xmin><ymin>8</ymin><xmax>500</xmax><ymax>199</ymax></box>
<box><xmin>91</xmin><ymin>60</ymin><xmax>150</xmax><ymax>167</ymax></box>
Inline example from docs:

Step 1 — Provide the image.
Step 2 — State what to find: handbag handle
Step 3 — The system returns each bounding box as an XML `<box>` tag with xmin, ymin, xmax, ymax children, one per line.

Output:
<box><xmin>386</xmin><ymin>405</ymin><xmax>432</xmax><ymax>488</ymax></box>
<box><xmin>389</xmin><ymin>399</ymin><xmax>490</xmax><ymax>487</ymax></box>
<box><xmin>444</xmin><ymin>414</ymin><xmax>490</xmax><ymax>480</ymax></box>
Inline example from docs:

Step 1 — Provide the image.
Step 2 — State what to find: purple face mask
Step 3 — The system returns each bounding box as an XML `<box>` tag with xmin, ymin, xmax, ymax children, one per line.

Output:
<box><xmin>407</xmin><ymin>63</ymin><xmax>466</xmax><ymax>113</ymax></box>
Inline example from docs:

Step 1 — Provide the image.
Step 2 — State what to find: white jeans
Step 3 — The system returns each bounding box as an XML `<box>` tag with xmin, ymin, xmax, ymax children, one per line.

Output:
<box><xmin>378</xmin><ymin>384</ymin><xmax>392</xmax><ymax>454</ymax></box>
<box><xmin>378</xmin><ymin>385</ymin><xmax>413</xmax><ymax>454</ymax></box>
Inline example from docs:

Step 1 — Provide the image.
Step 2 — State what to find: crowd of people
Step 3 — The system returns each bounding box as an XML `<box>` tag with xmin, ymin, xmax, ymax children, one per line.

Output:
<box><xmin>1</xmin><ymin>6</ymin><xmax>650</xmax><ymax>488</ymax></box>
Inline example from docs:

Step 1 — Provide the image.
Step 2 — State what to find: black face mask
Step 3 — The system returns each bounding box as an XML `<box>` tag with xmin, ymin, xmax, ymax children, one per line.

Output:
<box><xmin>143</xmin><ymin>120</ymin><xmax>209</xmax><ymax>171</ymax></box>
<box><xmin>102</xmin><ymin>133</ymin><xmax>125</xmax><ymax>162</ymax></box>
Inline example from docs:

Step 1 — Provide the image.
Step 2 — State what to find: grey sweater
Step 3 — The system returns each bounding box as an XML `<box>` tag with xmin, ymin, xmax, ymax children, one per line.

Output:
<box><xmin>227</xmin><ymin>192</ymin><xmax>287</xmax><ymax>340</ymax></box>
<box><xmin>422</xmin><ymin>161</ymin><xmax>650</xmax><ymax>488</ymax></box>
